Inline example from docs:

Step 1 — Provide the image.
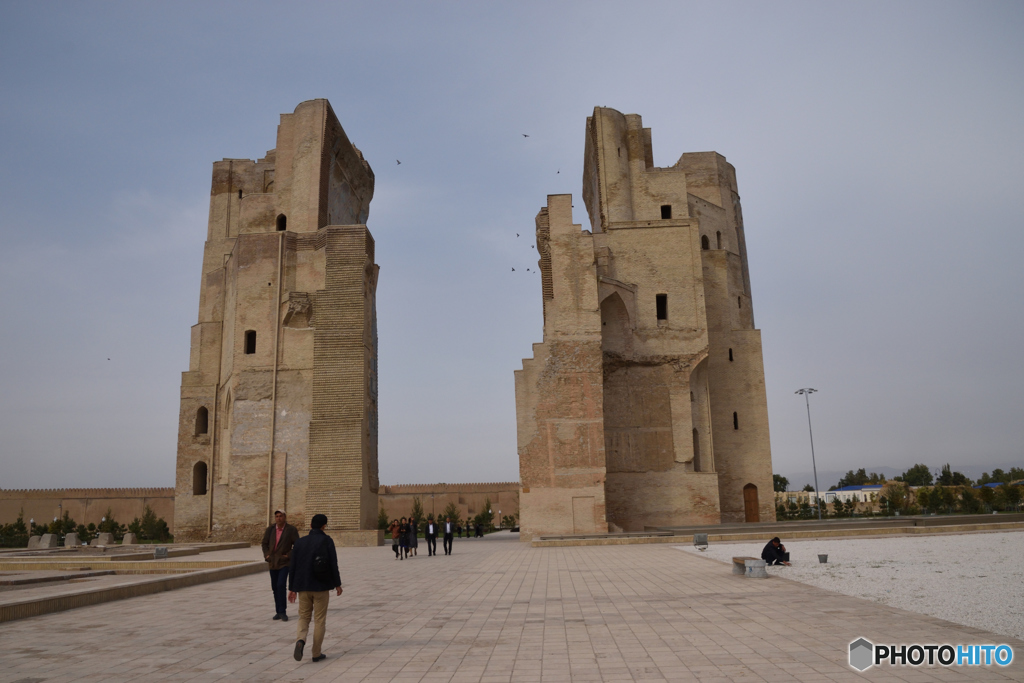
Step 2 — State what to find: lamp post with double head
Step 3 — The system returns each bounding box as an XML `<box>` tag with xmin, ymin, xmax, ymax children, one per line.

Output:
<box><xmin>795</xmin><ymin>388</ymin><xmax>822</xmax><ymax>521</ymax></box>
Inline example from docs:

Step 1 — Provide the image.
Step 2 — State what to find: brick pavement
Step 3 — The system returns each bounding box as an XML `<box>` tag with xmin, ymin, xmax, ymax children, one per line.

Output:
<box><xmin>1</xmin><ymin>533</ymin><xmax>1021</xmax><ymax>682</ymax></box>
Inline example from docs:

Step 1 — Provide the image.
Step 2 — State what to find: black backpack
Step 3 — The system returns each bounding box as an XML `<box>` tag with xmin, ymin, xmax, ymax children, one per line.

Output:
<box><xmin>311</xmin><ymin>536</ymin><xmax>332</xmax><ymax>583</ymax></box>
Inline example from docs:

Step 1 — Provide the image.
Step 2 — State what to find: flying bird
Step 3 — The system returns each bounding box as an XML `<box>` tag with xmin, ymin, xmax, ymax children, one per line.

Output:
<box><xmin>516</xmin><ymin>233</ymin><xmax>520</xmax><ymax>237</ymax></box>
<box><xmin>512</xmin><ymin>267</ymin><xmax>515</xmax><ymax>271</ymax></box>
<box><xmin>522</xmin><ymin>134</ymin><xmax>529</xmax><ymax>137</ymax></box>
<box><xmin>557</xmin><ymin>169</ymin><xmax>560</xmax><ymax>174</ymax></box>
<box><xmin>396</xmin><ymin>159</ymin><xmax>401</xmax><ymax>165</ymax></box>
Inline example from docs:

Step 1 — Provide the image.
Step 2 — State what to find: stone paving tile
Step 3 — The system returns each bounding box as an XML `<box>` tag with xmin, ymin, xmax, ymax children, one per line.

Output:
<box><xmin>0</xmin><ymin>533</ymin><xmax>1022</xmax><ymax>682</ymax></box>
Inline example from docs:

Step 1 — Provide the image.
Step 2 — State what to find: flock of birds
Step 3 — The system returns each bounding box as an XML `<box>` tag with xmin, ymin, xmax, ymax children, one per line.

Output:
<box><xmin>397</xmin><ymin>134</ymin><xmax>548</xmax><ymax>276</ymax></box>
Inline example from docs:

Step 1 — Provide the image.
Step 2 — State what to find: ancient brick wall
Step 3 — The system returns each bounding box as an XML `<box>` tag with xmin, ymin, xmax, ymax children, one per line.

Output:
<box><xmin>0</xmin><ymin>488</ymin><xmax>175</xmax><ymax>532</ymax></box>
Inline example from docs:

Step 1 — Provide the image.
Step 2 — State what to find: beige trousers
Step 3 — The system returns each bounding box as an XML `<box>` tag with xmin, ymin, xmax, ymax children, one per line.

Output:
<box><xmin>296</xmin><ymin>591</ymin><xmax>330</xmax><ymax>656</ymax></box>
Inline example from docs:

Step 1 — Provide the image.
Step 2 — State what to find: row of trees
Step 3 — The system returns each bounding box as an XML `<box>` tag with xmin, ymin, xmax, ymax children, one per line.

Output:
<box><xmin>776</xmin><ymin>480</ymin><xmax>1023</xmax><ymax>519</ymax></box>
<box><xmin>378</xmin><ymin>497</ymin><xmax>516</xmax><ymax>534</ymax></box>
<box><xmin>775</xmin><ymin>463</ymin><xmax>1024</xmax><ymax>493</ymax></box>
<box><xmin>0</xmin><ymin>506</ymin><xmax>172</xmax><ymax>548</ymax></box>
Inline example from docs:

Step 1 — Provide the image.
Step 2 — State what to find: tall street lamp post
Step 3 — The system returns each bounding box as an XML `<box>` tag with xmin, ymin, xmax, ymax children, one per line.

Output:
<box><xmin>795</xmin><ymin>388</ymin><xmax>822</xmax><ymax>521</ymax></box>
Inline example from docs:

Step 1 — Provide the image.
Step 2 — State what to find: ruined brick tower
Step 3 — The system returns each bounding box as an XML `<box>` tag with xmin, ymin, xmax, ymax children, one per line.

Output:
<box><xmin>515</xmin><ymin>107</ymin><xmax>774</xmax><ymax>540</ymax></box>
<box><xmin>174</xmin><ymin>99</ymin><xmax>383</xmax><ymax>546</ymax></box>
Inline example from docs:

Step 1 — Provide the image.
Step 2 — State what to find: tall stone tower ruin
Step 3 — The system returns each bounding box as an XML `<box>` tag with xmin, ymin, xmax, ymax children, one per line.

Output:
<box><xmin>515</xmin><ymin>107</ymin><xmax>774</xmax><ymax>539</ymax></box>
<box><xmin>174</xmin><ymin>99</ymin><xmax>382</xmax><ymax>546</ymax></box>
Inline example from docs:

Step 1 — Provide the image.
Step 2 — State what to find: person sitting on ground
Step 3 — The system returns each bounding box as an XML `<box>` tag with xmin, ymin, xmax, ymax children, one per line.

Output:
<box><xmin>761</xmin><ymin>537</ymin><xmax>791</xmax><ymax>566</ymax></box>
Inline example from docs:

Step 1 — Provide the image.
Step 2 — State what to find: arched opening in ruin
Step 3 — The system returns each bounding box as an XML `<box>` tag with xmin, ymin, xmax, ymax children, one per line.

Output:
<box><xmin>195</xmin><ymin>406</ymin><xmax>208</xmax><ymax>435</ymax></box>
<box><xmin>276</xmin><ymin>214</ymin><xmax>287</xmax><ymax>231</ymax></box>
<box><xmin>600</xmin><ymin>292</ymin><xmax>632</xmax><ymax>356</ymax></box>
<box><xmin>733</xmin><ymin>412</ymin><xmax>739</xmax><ymax>429</ymax></box>
<box><xmin>716</xmin><ymin>231</ymin><xmax>721</xmax><ymax>249</ymax></box>
<box><xmin>729</xmin><ymin>348</ymin><xmax>733</xmax><ymax>361</ymax></box>
<box><xmin>701</xmin><ymin>235</ymin><xmax>710</xmax><ymax>250</ymax></box>
<box><xmin>743</xmin><ymin>483</ymin><xmax>760</xmax><ymax>522</ymax></box>
<box><xmin>193</xmin><ymin>461</ymin><xmax>208</xmax><ymax>496</ymax></box>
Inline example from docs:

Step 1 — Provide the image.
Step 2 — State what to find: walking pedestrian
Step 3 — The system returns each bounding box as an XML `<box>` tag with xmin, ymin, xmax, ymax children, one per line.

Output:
<box><xmin>424</xmin><ymin>515</ymin><xmax>438</xmax><ymax>556</ymax></box>
<box><xmin>398</xmin><ymin>517</ymin><xmax>410</xmax><ymax>559</ymax></box>
<box><xmin>288</xmin><ymin>514</ymin><xmax>342</xmax><ymax>663</ymax></box>
<box><xmin>409</xmin><ymin>517</ymin><xmax>419</xmax><ymax>556</ymax></box>
<box><xmin>443</xmin><ymin>516</ymin><xmax>454</xmax><ymax>555</ymax></box>
<box><xmin>261</xmin><ymin>510</ymin><xmax>299</xmax><ymax>621</ymax></box>
<box><xmin>389</xmin><ymin>519</ymin><xmax>401</xmax><ymax>559</ymax></box>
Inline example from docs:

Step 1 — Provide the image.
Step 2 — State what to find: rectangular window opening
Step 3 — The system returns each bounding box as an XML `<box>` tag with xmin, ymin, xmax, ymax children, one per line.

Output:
<box><xmin>660</xmin><ymin>205</ymin><xmax>672</xmax><ymax>219</ymax></box>
<box><xmin>656</xmin><ymin>294</ymin><xmax>668</xmax><ymax>321</ymax></box>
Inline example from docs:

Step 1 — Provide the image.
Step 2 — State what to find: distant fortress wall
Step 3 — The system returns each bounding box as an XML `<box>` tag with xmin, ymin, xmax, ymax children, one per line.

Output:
<box><xmin>0</xmin><ymin>482</ymin><xmax>520</xmax><ymax>534</ymax></box>
<box><xmin>377</xmin><ymin>482</ymin><xmax>520</xmax><ymax>523</ymax></box>
<box><xmin>0</xmin><ymin>488</ymin><xmax>176</xmax><ymax>532</ymax></box>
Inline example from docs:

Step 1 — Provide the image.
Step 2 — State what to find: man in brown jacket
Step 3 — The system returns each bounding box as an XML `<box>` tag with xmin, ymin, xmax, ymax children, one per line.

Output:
<box><xmin>261</xmin><ymin>510</ymin><xmax>299</xmax><ymax>621</ymax></box>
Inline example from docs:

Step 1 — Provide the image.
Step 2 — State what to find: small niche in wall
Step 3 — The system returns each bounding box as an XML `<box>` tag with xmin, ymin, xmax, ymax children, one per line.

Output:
<box><xmin>729</xmin><ymin>348</ymin><xmax>733</xmax><ymax>361</ymax></box>
<box><xmin>661</xmin><ymin>205</ymin><xmax>672</xmax><ymax>219</ymax></box>
<box><xmin>716</xmin><ymin>231</ymin><xmax>721</xmax><ymax>249</ymax></box>
<box><xmin>195</xmin><ymin>406</ymin><xmax>209</xmax><ymax>435</ymax></box>
<box><xmin>276</xmin><ymin>214</ymin><xmax>287</xmax><ymax>231</ymax></box>
<box><xmin>193</xmin><ymin>461</ymin><xmax>208</xmax><ymax>495</ymax></box>
<box><xmin>656</xmin><ymin>294</ymin><xmax>668</xmax><ymax>321</ymax></box>
<box><xmin>244</xmin><ymin>330</ymin><xmax>257</xmax><ymax>355</ymax></box>
<box><xmin>733</xmin><ymin>412</ymin><xmax>739</xmax><ymax>430</ymax></box>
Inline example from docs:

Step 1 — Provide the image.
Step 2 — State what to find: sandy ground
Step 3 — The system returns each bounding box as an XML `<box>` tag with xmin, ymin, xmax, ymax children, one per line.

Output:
<box><xmin>679</xmin><ymin>530</ymin><xmax>1024</xmax><ymax>641</ymax></box>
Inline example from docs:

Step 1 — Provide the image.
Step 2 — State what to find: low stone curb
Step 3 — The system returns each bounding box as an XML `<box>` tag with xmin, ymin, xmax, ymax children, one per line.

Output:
<box><xmin>0</xmin><ymin>561</ymin><xmax>265</xmax><ymax>623</ymax></box>
<box><xmin>532</xmin><ymin>520</ymin><xmax>1024</xmax><ymax>547</ymax></box>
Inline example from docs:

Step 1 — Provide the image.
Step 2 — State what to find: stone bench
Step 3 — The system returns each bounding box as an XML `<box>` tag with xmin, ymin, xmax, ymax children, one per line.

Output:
<box><xmin>732</xmin><ymin>556</ymin><xmax>768</xmax><ymax>578</ymax></box>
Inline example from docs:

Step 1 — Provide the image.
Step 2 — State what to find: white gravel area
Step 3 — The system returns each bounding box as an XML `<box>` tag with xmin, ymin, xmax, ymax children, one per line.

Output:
<box><xmin>679</xmin><ymin>531</ymin><xmax>1024</xmax><ymax>641</ymax></box>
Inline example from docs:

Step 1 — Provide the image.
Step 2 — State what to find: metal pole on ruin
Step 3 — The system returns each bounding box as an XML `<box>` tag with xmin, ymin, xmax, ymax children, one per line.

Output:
<box><xmin>795</xmin><ymin>388</ymin><xmax>822</xmax><ymax>521</ymax></box>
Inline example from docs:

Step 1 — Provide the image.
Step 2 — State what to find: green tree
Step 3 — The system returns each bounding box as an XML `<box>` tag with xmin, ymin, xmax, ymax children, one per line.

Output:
<box><xmin>882</xmin><ymin>481</ymin><xmax>912</xmax><ymax>513</ymax></box>
<box><xmin>773</xmin><ymin>474</ymin><xmax>789</xmax><ymax>492</ymax></box>
<box><xmin>802</xmin><ymin>484</ymin><xmax>814</xmax><ymax>492</ymax></box>
<box><xmin>997</xmin><ymin>483</ymin><xmax>1022</xmax><ymax>512</ymax></box>
<box><xmin>938</xmin><ymin>463</ymin><xmax>971</xmax><ymax>486</ymax></box>
<box><xmin>978</xmin><ymin>485</ymin><xmax>995</xmax><ymax>511</ymax></box>
<box><xmin>441</xmin><ymin>501</ymin><xmax>462</xmax><ymax>526</ymax></box>
<box><xmin>130</xmin><ymin>505</ymin><xmax>172</xmax><ymax>542</ymax></box>
<box><xmin>377</xmin><ymin>505</ymin><xmax>390</xmax><ymax>530</ymax></box>
<box><xmin>959</xmin><ymin>487</ymin><xmax>982</xmax><ymax>514</ymax></box>
<box><xmin>896</xmin><ymin>463</ymin><xmax>934</xmax><ymax>487</ymax></box>
<box><xmin>482</xmin><ymin>497</ymin><xmax>495</xmax><ymax>531</ymax></box>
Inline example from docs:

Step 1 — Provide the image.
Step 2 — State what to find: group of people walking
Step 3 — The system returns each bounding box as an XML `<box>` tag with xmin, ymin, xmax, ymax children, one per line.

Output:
<box><xmin>388</xmin><ymin>515</ymin><xmax>460</xmax><ymax>558</ymax></box>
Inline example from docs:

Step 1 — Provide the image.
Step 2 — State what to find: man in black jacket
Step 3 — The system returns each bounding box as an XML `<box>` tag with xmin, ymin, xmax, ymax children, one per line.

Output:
<box><xmin>442</xmin><ymin>516</ymin><xmax>454</xmax><ymax>555</ymax></box>
<box><xmin>261</xmin><ymin>510</ymin><xmax>299</xmax><ymax>621</ymax></box>
<box><xmin>288</xmin><ymin>514</ymin><xmax>343</xmax><ymax>662</ymax></box>
<box><xmin>424</xmin><ymin>515</ymin><xmax>438</xmax><ymax>556</ymax></box>
<box><xmin>761</xmin><ymin>537</ymin><xmax>791</xmax><ymax>566</ymax></box>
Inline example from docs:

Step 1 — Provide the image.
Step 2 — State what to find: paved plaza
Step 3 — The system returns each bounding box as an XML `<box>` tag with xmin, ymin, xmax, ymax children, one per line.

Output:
<box><xmin>1</xmin><ymin>533</ymin><xmax>1022</xmax><ymax>682</ymax></box>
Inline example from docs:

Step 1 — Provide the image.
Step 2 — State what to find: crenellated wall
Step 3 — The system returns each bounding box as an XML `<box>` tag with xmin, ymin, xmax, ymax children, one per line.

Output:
<box><xmin>0</xmin><ymin>488</ymin><xmax>175</xmax><ymax>532</ymax></box>
<box><xmin>0</xmin><ymin>483</ymin><xmax>520</xmax><ymax>534</ymax></box>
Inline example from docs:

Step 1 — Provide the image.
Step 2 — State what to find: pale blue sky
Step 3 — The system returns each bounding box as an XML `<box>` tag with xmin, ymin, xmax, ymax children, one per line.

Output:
<box><xmin>1</xmin><ymin>2</ymin><xmax>1022</xmax><ymax>489</ymax></box>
